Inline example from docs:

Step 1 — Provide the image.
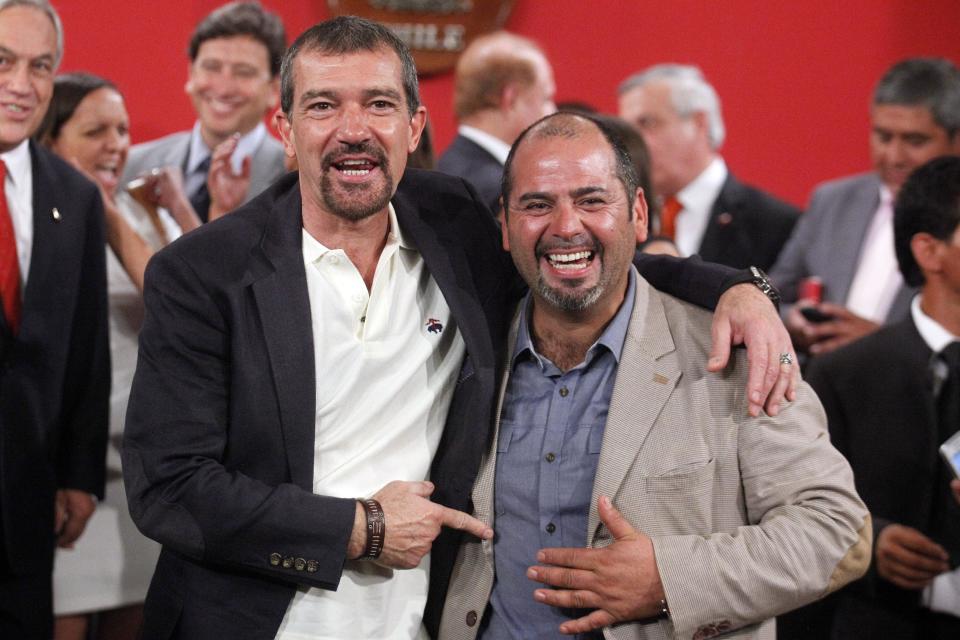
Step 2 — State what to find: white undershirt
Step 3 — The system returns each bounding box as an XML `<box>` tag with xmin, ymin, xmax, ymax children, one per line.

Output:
<box><xmin>672</xmin><ymin>156</ymin><xmax>727</xmax><ymax>257</ymax></box>
<box><xmin>275</xmin><ymin>205</ymin><xmax>465</xmax><ymax>640</ymax></box>
<box><xmin>845</xmin><ymin>186</ymin><xmax>903</xmax><ymax>323</ymax></box>
<box><xmin>1</xmin><ymin>140</ymin><xmax>34</xmax><ymax>288</ymax></box>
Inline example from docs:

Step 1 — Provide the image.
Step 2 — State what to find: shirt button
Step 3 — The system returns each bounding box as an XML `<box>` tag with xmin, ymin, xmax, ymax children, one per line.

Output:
<box><xmin>466</xmin><ymin>610</ymin><xmax>478</xmax><ymax>627</ymax></box>
<box><xmin>559</xmin><ymin>387</ymin><xmax>569</xmax><ymax>397</ymax></box>
<box><xmin>328</xmin><ymin>255</ymin><xmax>340</xmax><ymax>264</ymax></box>
<box><xmin>545</xmin><ymin>452</ymin><xmax>556</xmax><ymax>463</ymax></box>
<box><xmin>546</xmin><ymin>522</ymin><xmax>556</xmax><ymax>534</ymax></box>
<box><xmin>353</xmin><ymin>293</ymin><xmax>365</xmax><ymax>303</ymax></box>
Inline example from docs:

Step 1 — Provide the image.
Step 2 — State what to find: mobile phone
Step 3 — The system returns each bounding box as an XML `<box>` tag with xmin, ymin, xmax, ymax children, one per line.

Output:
<box><xmin>800</xmin><ymin>306</ymin><xmax>833</xmax><ymax>324</ymax></box>
<box><xmin>940</xmin><ymin>430</ymin><xmax>960</xmax><ymax>480</ymax></box>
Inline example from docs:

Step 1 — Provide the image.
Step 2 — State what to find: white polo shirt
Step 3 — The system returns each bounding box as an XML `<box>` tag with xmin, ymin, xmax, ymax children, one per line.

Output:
<box><xmin>275</xmin><ymin>205</ymin><xmax>465</xmax><ymax>639</ymax></box>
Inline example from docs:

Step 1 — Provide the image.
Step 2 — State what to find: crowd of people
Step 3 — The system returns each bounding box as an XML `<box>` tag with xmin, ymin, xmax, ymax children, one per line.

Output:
<box><xmin>0</xmin><ymin>1</ymin><xmax>957</xmax><ymax>639</ymax></box>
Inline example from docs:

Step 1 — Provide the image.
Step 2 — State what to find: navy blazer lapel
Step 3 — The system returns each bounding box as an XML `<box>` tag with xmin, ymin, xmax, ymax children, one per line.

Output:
<box><xmin>249</xmin><ymin>183</ymin><xmax>317</xmax><ymax>491</ymax></box>
<box><xmin>699</xmin><ymin>174</ymin><xmax>741</xmax><ymax>260</ymax></box>
<box><xmin>392</xmin><ymin>183</ymin><xmax>492</xmax><ymax>372</ymax></box>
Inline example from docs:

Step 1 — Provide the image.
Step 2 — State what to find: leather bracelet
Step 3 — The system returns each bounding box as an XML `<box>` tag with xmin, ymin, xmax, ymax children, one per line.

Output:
<box><xmin>358</xmin><ymin>498</ymin><xmax>385</xmax><ymax>560</ymax></box>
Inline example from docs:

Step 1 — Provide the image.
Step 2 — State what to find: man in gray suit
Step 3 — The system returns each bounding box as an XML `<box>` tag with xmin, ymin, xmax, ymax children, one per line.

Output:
<box><xmin>770</xmin><ymin>58</ymin><xmax>960</xmax><ymax>357</ymax></box>
<box><xmin>121</xmin><ymin>2</ymin><xmax>287</xmax><ymax>221</ymax></box>
<box><xmin>439</xmin><ymin>112</ymin><xmax>870</xmax><ymax>640</ymax></box>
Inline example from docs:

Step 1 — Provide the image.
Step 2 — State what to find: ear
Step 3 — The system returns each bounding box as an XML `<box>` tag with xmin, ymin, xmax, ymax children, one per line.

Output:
<box><xmin>500</xmin><ymin>202</ymin><xmax>510</xmax><ymax>251</ymax></box>
<box><xmin>911</xmin><ymin>232</ymin><xmax>943</xmax><ymax>275</ymax></box>
<box><xmin>633</xmin><ymin>187</ymin><xmax>649</xmax><ymax>245</ymax></box>
<box><xmin>501</xmin><ymin>82</ymin><xmax>520</xmax><ymax>112</ymax></box>
<box><xmin>266</xmin><ymin>77</ymin><xmax>280</xmax><ymax>112</ymax></box>
<box><xmin>184</xmin><ymin>62</ymin><xmax>196</xmax><ymax>97</ymax></box>
<box><xmin>407</xmin><ymin>105</ymin><xmax>428</xmax><ymax>154</ymax></box>
<box><xmin>275</xmin><ymin>110</ymin><xmax>296</xmax><ymax>160</ymax></box>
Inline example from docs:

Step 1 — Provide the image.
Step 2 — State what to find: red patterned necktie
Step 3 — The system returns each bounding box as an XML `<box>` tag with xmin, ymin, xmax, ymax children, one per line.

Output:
<box><xmin>0</xmin><ymin>159</ymin><xmax>21</xmax><ymax>334</ymax></box>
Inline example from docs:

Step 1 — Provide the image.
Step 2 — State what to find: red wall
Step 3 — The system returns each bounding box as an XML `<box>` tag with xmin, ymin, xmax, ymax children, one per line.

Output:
<box><xmin>57</xmin><ymin>0</ymin><xmax>960</xmax><ymax>206</ymax></box>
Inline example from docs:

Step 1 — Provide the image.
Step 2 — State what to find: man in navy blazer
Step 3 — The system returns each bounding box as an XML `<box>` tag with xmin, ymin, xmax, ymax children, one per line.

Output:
<box><xmin>0</xmin><ymin>1</ymin><xmax>109</xmax><ymax>638</ymax></box>
<box><xmin>437</xmin><ymin>31</ymin><xmax>556</xmax><ymax>216</ymax></box>
<box><xmin>124</xmin><ymin>16</ymin><xmax>797</xmax><ymax>640</ymax></box>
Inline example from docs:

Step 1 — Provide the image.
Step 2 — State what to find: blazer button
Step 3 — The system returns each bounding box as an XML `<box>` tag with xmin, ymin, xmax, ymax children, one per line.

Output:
<box><xmin>295</xmin><ymin>557</ymin><xmax>306</xmax><ymax>571</ymax></box>
<box><xmin>282</xmin><ymin>556</ymin><xmax>294</xmax><ymax>569</ymax></box>
<box><xmin>306</xmin><ymin>559</ymin><xmax>319</xmax><ymax>573</ymax></box>
<box><xmin>466</xmin><ymin>610</ymin><xmax>478</xmax><ymax>627</ymax></box>
<box><xmin>269</xmin><ymin>553</ymin><xmax>282</xmax><ymax>567</ymax></box>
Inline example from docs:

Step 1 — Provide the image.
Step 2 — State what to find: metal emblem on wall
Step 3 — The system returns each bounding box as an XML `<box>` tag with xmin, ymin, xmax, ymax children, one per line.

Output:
<box><xmin>327</xmin><ymin>0</ymin><xmax>516</xmax><ymax>75</ymax></box>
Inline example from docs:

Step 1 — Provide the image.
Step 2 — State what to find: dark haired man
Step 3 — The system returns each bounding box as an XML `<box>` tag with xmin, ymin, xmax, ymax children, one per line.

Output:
<box><xmin>771</xmin><ymin>58</ymin><xmax>960</xmax><ymax>357</ymax></box>
<box><xmin>122</xmin><ymin>1</ymin><xmax>287</xmax><ymax>221</ymax></box>
<box><xmin>439</xmin><ymin>111</ymin><xmax>868</xmax><ymax>640</ymax></box>
<box><xmin>788</xmin><ymin>156</ymin><xmax>960</xmax><ymax>639</ymax></box>
<box><xmin>124</xmin><ymin>16</ymin><xmax>799</xmax><ymax>640</ymax></box>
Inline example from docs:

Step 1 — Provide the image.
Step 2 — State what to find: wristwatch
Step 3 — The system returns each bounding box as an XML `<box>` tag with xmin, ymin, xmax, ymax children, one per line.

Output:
<box><xmin>749</xmin><ymin>266</ymin><xmax>780</xmax><ymax>306</ymax></box>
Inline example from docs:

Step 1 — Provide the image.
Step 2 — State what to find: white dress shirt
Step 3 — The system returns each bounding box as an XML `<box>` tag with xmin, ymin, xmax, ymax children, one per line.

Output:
<box><xmin>672</xmin><ymin>156</ymin><xmax>727</xmax><ymax>257</ymax></box>
<box><xmin>275</xmin><ymin>205</ymin><xmax>465</xmax><ymax>640</ymax></box>
<box><xmin>845</xmin><ymin>186</ymin><xmax>903</xmax><ymax>323</ymax></box>
<box><xmin>457</xmin><ymin>124</ymin><xmax>511</xmax><ymax>165</ymax></box>
<box><xmin>184</xmin><ymin>121</ymin><xmax>267</xmax><ymax>198</ymax></box>
<box><xmin>1</xmin><ymin>139</ymin><xmax>33</xmax><ymax>287</ymax></box>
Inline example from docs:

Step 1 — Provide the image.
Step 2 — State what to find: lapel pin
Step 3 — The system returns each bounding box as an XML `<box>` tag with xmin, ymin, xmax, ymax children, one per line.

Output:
<box><xmin>51</xmin><ymin>207</ymin><xmax>61</xmax><ymax>222</ymax></box>
<box><xmin>653</xmin><ymin>373</ymin><xmax>669</xmax><ymax>385</ymax></box>
<box><xmin>718</xmin><ymin>212</ymin><xmax>733</xmax><ymax>225</ymax></box>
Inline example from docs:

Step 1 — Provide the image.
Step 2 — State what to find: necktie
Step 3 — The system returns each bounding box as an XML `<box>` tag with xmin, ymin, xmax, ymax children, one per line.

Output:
<box><xmin>0</xmin><ymin>159</ymin><xmax>21</xmax><ymax>335</ymax></box>
<box><xmin>659</xmin><ymin>195</ymin><xmax>682</xmax><ymax>241</ymax></box>
<box><xmin>190</xmin><ymin>156</ymin><xmax>211</xmax><ymax>223</ymax></box>
<box><xmin>931</xmin><ymin>342</ymin><xmax>960</xmax><ymax>566</ymax></box>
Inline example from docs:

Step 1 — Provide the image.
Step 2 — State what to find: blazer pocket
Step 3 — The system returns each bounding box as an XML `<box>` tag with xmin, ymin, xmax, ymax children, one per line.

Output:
<box><xmin>644</xmin><ymin>458</ymin><xmax>716</xmax><ymax>493</ymax></box>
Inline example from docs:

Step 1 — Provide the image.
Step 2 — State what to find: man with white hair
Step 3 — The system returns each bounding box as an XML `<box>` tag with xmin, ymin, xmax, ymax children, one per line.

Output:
<box><xmin>619</xmin><ymin>64</ymin><xmax>798</xmax><ymax>270</ymax></box>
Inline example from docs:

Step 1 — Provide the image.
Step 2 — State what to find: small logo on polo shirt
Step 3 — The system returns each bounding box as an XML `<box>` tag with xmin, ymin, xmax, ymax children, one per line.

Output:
<box><xmin>426</xmin><ymin>318</ymin><xmax>444</xmax><ymax>334</ymax></box>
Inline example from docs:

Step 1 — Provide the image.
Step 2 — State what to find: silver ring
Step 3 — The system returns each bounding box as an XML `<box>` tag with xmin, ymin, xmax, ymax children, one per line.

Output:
<box><xmin>779</xmin><ymin>352</ymin><xmax>793</xmax><ymax>366</ymax></box>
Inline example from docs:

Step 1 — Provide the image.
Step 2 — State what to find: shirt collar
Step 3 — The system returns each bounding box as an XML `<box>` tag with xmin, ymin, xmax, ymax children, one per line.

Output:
<box><xmin>187</xmin><ymin>121</ymin><xmax>268</xmax><ymax>175</ymax></box>
<box><xmin>676</xmin><ymin>155</ymin><xmax>727</xmax><ymax>212</ymax></box>
<box><xmin>302</xmin><ymin>203</ymin><xmax>412</xmax><ymax>263</ymax></box>
<box><xmin>912</xmin><ymin>293</ymin><xmax>959</xmax><ymax>353</ymax></box>
<box><xmin>513</xmin><ymin>267</ymin><xmax>637</xmax><ymax>371</ymax></box>
<box><xmin>458</xmin><ymin>125</ymin><xmax>511</xmax><ymax>165</ymax></box>
<box><xmin>0</xmin><ymin>139</ymin><xmax>31</xmax><ymax>187</ymax></box>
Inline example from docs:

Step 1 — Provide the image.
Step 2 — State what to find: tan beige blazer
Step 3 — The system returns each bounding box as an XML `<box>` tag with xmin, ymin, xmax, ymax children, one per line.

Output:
<box><xmin>439</xmin><ymin>274</ymin><xmax>870</xmax><ymax>640</ymax></box>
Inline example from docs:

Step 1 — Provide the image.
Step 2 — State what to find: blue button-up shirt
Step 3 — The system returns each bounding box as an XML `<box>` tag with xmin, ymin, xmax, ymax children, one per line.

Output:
<box><xmin>482</xmin><ymin>270</ymin><xmax>636</xmax><ymax>639</ymax></box>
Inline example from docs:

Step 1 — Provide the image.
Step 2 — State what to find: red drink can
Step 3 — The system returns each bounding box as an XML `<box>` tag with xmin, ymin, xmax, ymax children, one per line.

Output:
<box><xmin>798</xmin><ymin>277</ymin><xmax>823</xmax><ymax>303</ymax></box>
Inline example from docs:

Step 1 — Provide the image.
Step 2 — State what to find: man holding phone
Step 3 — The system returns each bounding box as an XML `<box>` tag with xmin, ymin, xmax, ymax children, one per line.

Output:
<box><xmin>793</xmin><ymin>156</ymin><xmax>960</xmax><ymax>639</ymax></box>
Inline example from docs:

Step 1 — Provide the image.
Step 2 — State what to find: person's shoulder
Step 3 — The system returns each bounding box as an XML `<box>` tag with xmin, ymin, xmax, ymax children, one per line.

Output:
<box><xmin>808</xmin><ymin>319</ymin><xmax>914</xmax><ymax>380</ymax></box>
<box><xmin>810</xmin><ymin>172</ymin><xmax>878</xmax><ymax>201</ymax></box>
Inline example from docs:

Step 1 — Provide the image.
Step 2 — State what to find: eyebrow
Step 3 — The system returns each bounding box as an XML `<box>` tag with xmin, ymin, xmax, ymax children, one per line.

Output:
<box><xmin>298</xmin><ymin>89</ymin><xmax>338</xmax><ymax>106</ymax></box>
<box><xmin>570</xmin><ymin>186</ymin><xmax>608</xmax><ymax>198</ymax></box>
<box><xmin>0</xmin><ymin>45</ymin><xmax>53</xmax><ymax>63</ymax></box>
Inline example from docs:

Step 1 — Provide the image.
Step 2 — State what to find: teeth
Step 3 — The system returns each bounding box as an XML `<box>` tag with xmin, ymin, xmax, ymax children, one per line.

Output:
<box><xmin>549</xmin><ymin>251</ymin><xmax>591</xmax><ymax>263</ymax></box>
<box><xmin>6</xmin><ymin>104</ymin><xmax>25</xmax><ymax>112</ymax></box>
<box><xmin>341</xmin><ymin>169</ymin><xmax>370</xmax><ymax>176</ymax></box>
<box><xmin>341</xmin><ymin>159</ymin><xmax>367</xmax><ymax>166</ymax></box>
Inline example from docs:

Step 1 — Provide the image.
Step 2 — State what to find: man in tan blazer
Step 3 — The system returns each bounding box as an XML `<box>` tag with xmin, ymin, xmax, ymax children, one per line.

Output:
<box><xmin>438</xmin><ymin>112</ymin><xmax>872</xmax><ymax>640</ymax></box>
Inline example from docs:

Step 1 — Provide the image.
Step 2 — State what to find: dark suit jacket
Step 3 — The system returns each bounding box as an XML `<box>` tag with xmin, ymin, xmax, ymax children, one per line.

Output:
<box><xmin>123</xmin><ymin>167</ymin><xmax>742</xmax><ymax>639</ymax></box>
<box><xmin>799</xmin><ymin>317</ymin><xmax>960</xmax><ymax>638</ymax></box>
<box><xmin>437</xmin><ymin>134</ymin><xmax>504</xmax><ymax>216</ymax></box>
<box><xmin>697</xmin><ymin>173</ymin><xmax>799</xmax><ymax>271</ymax></box>
<box><xmin>0</xmin><ymin>142</ymin><xmax>109</xmax><ymax>574</ymax></box>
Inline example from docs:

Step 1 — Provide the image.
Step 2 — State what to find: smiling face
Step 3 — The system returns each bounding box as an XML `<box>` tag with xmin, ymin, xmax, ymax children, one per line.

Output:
<box><xmin>503</xmin><ymin>125</ymin><xmax>647</xmax><ymax>320</ymax></box>
<box><xmin>50</xmin><ymin>87</ymin><xmax>129</xmax><ymax>195</ymax></box>
<box><xmin>276</xmin><ymin>47</ymin><xmax>425</xmax><ymax>223</ymax></box>
<box><xmin>871</xmin><ymin>104</ymin><xmax>960</xmax><ymax>195</ymax></box>
<box><xmin>0</xmin><ymin>5</ymin><xmax>56</xmax><ymax>152</ymax></box>
<box><xmin>187</xmin><ymin>35</ymin><xmax>279</xmax><ymax>148</ymax></box>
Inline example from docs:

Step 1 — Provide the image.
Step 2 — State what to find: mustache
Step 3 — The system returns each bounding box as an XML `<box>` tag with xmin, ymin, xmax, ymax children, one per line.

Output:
<box><xmin>321</xmin><ymin>142</ymin><xmax>389</xmax><ymax>170</ymax></box>
<box><xmin>535</xmin><ymin>234</ymin><xmax>598</xmax><ymax>259</ymax></box>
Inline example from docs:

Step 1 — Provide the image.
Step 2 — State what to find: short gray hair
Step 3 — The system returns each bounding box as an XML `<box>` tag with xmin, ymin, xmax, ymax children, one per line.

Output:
<box><xmin>874</xmin><ymin>58</ymin><xmax>960</xmax><ymax>136</ymax></box>
<box><xmin>619</xmin><ymin>64</ymin><xmax>725</xmax><ymax>150</ymax></box>
<box><xmin>0</xmin><ymin>0</ymin><xmax>63</xmax><ymax>68</ymax></box>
